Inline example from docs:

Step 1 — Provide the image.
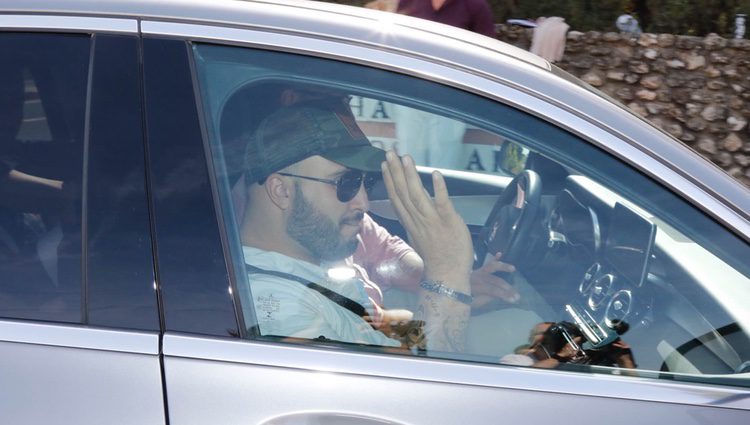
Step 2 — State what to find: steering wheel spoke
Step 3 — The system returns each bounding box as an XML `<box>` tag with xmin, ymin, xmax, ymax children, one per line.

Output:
<box><xmin>475</xmin><ymin>170</ymin><xmax>542</xmax><ymax>267</ymax></box>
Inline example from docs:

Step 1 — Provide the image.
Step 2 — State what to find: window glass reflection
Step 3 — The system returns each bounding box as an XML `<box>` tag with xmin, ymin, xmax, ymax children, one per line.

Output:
<box><xmin>0</xmin><ymin>34</ymin><xmax>89</xmax><ymax>323</ymax></box>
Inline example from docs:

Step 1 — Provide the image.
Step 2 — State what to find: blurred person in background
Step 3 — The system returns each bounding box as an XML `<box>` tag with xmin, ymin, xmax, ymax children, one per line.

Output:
<box><xmin>366</xmin><ymin>0</ymin><xmax>496</xmax><ymax>38</ymax></box>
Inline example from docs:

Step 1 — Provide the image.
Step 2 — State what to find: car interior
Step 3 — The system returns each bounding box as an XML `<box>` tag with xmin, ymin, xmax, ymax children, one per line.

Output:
<box><xmin>197</xmin><ymin>42</ymin><xmax>750</xmax><ymax>382</ymax></box>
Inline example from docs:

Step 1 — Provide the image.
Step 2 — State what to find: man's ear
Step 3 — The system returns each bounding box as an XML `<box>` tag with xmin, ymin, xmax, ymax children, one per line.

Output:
<box><xmin>264</xmin><ymin>173</ymin><xmax>292</xmax><ymax>210</ymax></box>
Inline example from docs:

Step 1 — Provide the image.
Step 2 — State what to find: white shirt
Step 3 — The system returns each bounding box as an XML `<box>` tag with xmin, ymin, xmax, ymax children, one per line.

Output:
<box><xmin>243</xmin><ymin>246</ymin><xmax>400</xmax><ymax>347</ymax></box>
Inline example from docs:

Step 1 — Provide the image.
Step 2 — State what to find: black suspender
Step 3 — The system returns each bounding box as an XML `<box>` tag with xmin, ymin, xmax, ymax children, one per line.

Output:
<box><xmin>245</xmin><ymin>264</ymin><xmax>368</xmax><ymax>318</ymax></box>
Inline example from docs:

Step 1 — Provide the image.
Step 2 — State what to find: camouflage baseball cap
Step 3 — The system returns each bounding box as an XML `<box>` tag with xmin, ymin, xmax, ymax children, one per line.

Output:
<box><xmin>244</xmin><ymin>105</ymin><xmax>386</xmax><ymax>183</ymax></box>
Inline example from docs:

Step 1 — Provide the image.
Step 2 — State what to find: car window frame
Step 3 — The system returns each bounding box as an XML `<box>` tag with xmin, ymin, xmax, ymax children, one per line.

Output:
<box><xmin>0</xmin><ymin>26</ymin><xmax>159</xmax><ymax>331</ymax></box>
<box><xmin>141</xmin><ymin>35</ymin><xmax>241</xmax><ymax>338</ymax></box>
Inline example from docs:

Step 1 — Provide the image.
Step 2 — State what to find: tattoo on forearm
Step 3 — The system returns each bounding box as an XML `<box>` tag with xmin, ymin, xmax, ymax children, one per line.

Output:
<box><xmin>417</xmin><ymin>293</ymin><xmax>469</xmax><ymax>353</ymax></box>
<box><xmin>414</xmin><ymin>304</ymin><xmax>425</xmax><ymax>322</ymax></box>
<box><xmin>426</xmin><ymin>293</ymin><xmax>441</xmax><ymax>317</ymax></box>
<box><xmin>444</xmin><ymin>312</ymin><xmax>469</xmax><ymax>352</ymax></box>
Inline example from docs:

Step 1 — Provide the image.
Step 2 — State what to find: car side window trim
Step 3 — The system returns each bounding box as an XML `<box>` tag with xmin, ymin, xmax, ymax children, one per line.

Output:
<box><xmin>0</xmin><ymin>320</ymin><xmax>158</xmax><ymax>354</ymax></box>
<box><xmin>141</xmin><ymin>37</ymin><xmax>239</xmax><ymax>337</ymax></box>
<box><xmin>0</xmin><ymin>15</ymin><xmax>137</xmax><ymax>33</ymax></box>
<box><xmin>186</xmin><ymin>39</ymin><xmax>249</xmax><ymax>338</ymax></box>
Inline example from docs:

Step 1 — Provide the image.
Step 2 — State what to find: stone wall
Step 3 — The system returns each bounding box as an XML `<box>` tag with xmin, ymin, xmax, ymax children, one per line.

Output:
<box><xmin>496</xmin><ymin>25</ymin><xmax>750</xmax><ymax>186</ymax></box>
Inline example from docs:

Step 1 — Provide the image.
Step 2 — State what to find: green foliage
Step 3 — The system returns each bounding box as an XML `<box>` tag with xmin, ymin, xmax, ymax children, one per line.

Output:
<box><xmin>489</xmin><ymin>0</ymin><xmax>630</xmax><ymax>32</ymax></box>
<box><xmin>644</xmin><ymin>0</ymin><xmax>750</xmax><ymax>36</ymax></box>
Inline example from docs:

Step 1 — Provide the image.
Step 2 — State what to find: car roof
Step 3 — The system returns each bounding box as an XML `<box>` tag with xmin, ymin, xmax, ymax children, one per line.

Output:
<box><xmin>1</xmin><ymin>0</ymin><xmax>550</xmax><ymax>68</ymax></box>
<box><xmin>3</xmin><ymin>0</ymin><xmax>749</xmax><ymax>223</ymax></box>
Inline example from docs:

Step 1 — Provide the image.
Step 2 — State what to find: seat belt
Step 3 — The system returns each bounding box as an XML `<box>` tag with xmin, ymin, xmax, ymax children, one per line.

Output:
<box><xmin>245</xmin><ymin>263</ymin><xmax>368</xmax><ymax>318</ymax></box>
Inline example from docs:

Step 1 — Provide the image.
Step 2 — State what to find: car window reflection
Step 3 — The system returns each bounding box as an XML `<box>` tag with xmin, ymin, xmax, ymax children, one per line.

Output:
<box><xmin>194</xmin><ymin>43</ymin><xmax>750</xmax><ymax>387</ymax></box>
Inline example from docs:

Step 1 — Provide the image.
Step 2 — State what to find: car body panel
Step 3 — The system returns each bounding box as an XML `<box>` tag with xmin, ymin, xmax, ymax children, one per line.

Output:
<box><xmin>164</xmin><ymin>333</ymin><xmax>750</xmax><ymax>409</ymax></box>
<box><xmin>163</xmin><ymin>334</ymin><xmax>750</xmax><ymax>425</ymax></box>
<box><xmin>0</xmin><ymin>322</ymin><xmax>164</xmax><ymax>424</ymax></box>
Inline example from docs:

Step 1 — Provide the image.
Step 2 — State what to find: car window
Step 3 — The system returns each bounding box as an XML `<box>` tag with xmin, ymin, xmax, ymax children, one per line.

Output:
<box><xmin>193</xmin><ymin>43</ymin><xmax>750</xmax><ymax>387</ymax></box>
<box><xmin>0</xmin><ymin>33</ymin><xmax>90</xmax><ymax>323</ymax></box>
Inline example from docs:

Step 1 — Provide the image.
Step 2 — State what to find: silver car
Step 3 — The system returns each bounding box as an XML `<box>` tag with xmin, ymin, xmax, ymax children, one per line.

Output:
<box><xmin>1</xmin><ymin>0</ymin><xmax>749</xmax><ymax>423</ymax></box>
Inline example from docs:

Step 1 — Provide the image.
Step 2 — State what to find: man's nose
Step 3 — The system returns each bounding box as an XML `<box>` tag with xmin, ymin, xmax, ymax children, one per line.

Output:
<box><xmin>349</xmin><ymin>181</ymin><xmax>369</xmax><ymax>211</ymax></box>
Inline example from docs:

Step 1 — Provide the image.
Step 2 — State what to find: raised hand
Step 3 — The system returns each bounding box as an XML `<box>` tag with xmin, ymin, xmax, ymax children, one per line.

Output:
<box><xmin>380</xmin><ymin>151</ymin><xmax>473</xmax><ymax>289</ymax></box>
<box><xmin>381</xmin><ymin>151</ymin><xmax>473</xmax><ymax>352</ymax></box>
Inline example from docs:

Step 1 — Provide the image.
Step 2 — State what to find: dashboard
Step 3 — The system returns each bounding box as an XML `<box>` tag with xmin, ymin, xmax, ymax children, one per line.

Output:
<box><xmin>550</xmin><ymin>182</ymin><xmax>656</xmax><ymax>352</ymax></box>
<box><xmin>374</xmin><ymin>168</ymin><xmax>749</xmax><ymax>374</ymax></box>
<box><xmin>540</xmin><ymin>175</ymin><xmax>748</xmax><ymax>373</ymax></box>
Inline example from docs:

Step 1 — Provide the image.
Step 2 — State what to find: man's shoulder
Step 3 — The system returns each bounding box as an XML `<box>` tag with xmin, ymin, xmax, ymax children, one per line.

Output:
<box><xmin>243</xmin><ymin>245</ymin><xmax>325</xmax><ymax>280</ymax></box>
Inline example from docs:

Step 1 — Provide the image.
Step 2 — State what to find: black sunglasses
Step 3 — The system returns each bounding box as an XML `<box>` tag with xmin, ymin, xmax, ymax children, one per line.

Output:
<box><xmin>277</xmin><ymin>169</ymin><xmax>377</xmax><ymax>203</ymax></box>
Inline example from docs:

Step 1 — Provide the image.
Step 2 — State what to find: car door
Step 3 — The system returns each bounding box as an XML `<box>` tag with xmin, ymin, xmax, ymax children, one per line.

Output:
<box><xmin>0</xmin><ymin>17</ymin><xmax>165</xmax><ymax>424</ymax></box>
<box><xmin>142</xmin><ymin>15</ymin><xmax>750</xmax><ymax>425</ymax></box>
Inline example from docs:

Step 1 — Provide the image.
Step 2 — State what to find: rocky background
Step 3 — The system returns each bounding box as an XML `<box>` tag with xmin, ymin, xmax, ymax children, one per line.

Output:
<box><xmin>496</xmin><ymin>25</ymin><xmax>750</xmax><ymax>186</ymax></box>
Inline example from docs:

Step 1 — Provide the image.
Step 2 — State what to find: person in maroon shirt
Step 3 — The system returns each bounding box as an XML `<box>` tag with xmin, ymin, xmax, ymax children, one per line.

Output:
<box><xmin>396</xmin><ymin>0</ymin><xmax>496</xmax><ymax>38</ymax></box>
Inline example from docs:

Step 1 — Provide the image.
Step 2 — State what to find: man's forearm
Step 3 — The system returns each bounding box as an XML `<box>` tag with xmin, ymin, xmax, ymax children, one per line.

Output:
<box><xmin>416</xmin><ymin>290</ymin><xmax>470</xmax><ymax>352</ymax></box>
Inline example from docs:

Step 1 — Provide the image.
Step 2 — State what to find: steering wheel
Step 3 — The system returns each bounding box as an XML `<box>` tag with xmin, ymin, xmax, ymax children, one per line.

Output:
<box><xmin>474</xmin><ymin>169</ymin><xmax>542</xmax><ymax>267</ymax></box>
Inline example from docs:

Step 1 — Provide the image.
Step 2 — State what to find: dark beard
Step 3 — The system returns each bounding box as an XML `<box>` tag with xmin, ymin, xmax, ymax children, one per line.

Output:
<box><xmin>287</xmin><ymin>183</ymin><xmax>362</xmax><ymax>262</ymax></box>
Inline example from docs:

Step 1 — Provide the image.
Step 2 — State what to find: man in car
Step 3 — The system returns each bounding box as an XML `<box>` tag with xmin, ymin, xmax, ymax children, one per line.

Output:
<box><xmin>222</xmin><ymin>83</ymin><xmax>521</xmax><ymax>316</ymax></box>
<box><xmin>239</xmin><ymin>103</ymin><xmax>475</xmax><ymax>351</ymax></box>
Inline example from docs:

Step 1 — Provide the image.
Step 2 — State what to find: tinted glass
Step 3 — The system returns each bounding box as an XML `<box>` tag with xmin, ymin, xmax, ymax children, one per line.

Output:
<box><xmin>193</xmin><ymin>43</ymin><xmax>750</xmax><ymax>387</ymax></box>
<box><xmin>0</xmin><ymin>33</ymin><xmax>89</xmax><ymax>323</ymax></box>
<box><xmin>86</xmin><ymin>35</ymin><xmax>159</xmax><ymax>330</ymax></box>
<box><xmin>143</xmin><ymin>38</ymin><xmax>239</xmax><ymax>337</ymax></box>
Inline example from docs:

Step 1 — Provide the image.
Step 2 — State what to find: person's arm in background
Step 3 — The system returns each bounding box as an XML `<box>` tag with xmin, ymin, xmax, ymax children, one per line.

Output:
<box><xmin>358</xmin><ymin>211</ymin><xmax>520</xmax><ymax>307</ymax></box>
<box><xmin>355</xmin><ymin>213</ymin><xmax>423</xmax><ymax>291</ymax></box>
<box><xmin>364</xmin><ymin>0</ymin><xmax>398</xmax><ymax>12</ymax></box>
<box><xmin>0</xmin><ymin>167</ymin><xmax>64</xmax><ymax>212</ymax></box>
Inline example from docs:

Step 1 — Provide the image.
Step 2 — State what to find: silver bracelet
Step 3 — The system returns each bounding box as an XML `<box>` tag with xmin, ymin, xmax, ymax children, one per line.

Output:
<box><xmin>419</xmin><ymin>279</ymin><xmax>473</xmax><ymax>305</ymax></box>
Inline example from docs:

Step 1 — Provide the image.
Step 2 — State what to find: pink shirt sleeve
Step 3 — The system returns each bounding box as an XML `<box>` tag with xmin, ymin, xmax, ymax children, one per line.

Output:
<box><xmin>353</xmin><ymin>213</ymin><xmax>416</xmax><ymax>291</ymax></box>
